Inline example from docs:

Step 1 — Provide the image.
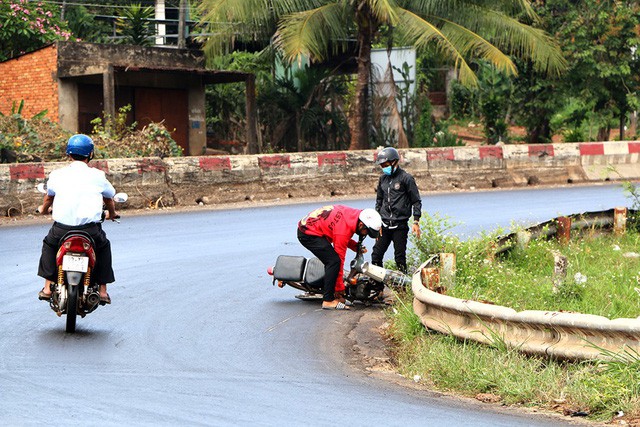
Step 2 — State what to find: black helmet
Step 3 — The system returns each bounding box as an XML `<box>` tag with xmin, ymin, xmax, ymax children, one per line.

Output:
<box><xmin>376</xmin><ymin>147</ymin><xmax>399</xmax><ymax>165</ymax></box>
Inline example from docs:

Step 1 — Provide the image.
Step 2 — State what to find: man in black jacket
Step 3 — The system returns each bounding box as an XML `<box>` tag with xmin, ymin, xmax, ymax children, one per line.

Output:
<box><xmin>372</xmin><ymin>147</ymin><xmax>422</xmax><ymax>273</ymax></box>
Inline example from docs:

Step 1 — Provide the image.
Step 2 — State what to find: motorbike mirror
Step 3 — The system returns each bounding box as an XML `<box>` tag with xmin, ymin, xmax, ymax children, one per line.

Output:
<box><xmin>36</xmin><ymin>183</ymin><xmax>47</xmax><ymax>194</ymax></box>
<box><xmin>113</xmin><ymin>193</ymin><xmax>128</xmax><ymax>203</ymax></box>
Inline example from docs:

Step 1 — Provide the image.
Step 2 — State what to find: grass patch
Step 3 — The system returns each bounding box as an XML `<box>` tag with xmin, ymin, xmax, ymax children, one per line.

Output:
<box><xmin>387</xmin><ymin>213</ymin><xmax>640</xmax><ymax>420</ymax></box>
<box><xmin>387</xmin><ymin>310</ymin><xmax>640</xmax><ymax>419</ymax></box>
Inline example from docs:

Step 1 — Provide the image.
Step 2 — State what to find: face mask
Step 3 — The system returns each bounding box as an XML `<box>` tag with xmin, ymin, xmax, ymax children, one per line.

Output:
<box><xmin>382</xmin><ymin>165</ymin><xmax>393</xmax><ymax>175</ymax></box>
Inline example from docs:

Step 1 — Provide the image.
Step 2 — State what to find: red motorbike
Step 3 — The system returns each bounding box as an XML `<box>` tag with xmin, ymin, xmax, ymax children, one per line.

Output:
<box><xmin>37</xmin><ymin>184</ymin><xmax>127</xmax><ymax>332</ymax></box>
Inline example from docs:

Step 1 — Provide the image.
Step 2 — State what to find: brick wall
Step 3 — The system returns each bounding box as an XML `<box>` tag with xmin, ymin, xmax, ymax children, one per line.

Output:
<box><xmin>0</xmin><ymin>44</ymin><xmax>59</xmax><ymax>120</ymax></box>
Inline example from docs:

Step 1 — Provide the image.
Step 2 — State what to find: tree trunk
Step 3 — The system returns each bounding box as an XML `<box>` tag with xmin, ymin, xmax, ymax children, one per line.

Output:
<box><xmin>597</xmin><ymin>126</ymin><xmax>610</xmax><ymax>142</ymax></box>
<box><xmin>348</xmin><ymin>5</ymin><xmax>375</xmax><ymax>151</ymax></box>
<box><xmin>296</xmin><ymin>111</ymin><xmax>303</xmax><ymax>152</ymax></box>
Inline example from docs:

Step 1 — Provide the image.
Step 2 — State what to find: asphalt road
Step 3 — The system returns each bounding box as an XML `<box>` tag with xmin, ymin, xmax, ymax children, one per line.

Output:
<box><xmin>0</xmin><ymin>184</ymin><xmax>630</xmax><ymax>426</ymax></box>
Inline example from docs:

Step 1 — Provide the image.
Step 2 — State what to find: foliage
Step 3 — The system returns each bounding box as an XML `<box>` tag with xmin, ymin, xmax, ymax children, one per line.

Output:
<box><xmin>259</xmin><ymin>64</ymin><xmax>350</xmax><ymax>152</ymax></box>
<box><xmin>205</xmin><ymin>51</ymin><xmax>273</xmax><ymax>150</ymax></box>
<box><xmin>0</xmin><ymin>102</ymin><xmax>182</xmax><ymax>161</ymax></box>
<box><xmin>446</xmin><ymin>62</ymin><xmax>514</xmax><ymax>143</ymax></box>
<box><xmin>448</xmin><ymin>80</ymin><xmax>478</xmax><ymax>120</ymax></box>
<box><xmin>408</xmin><ymin>214</ymin><xmax>640</xmax><ymax>319</ymax></box>
<box><xmin>387</xmin><ymin>304</ymin><xmax>640</xmax><ymax>419</ymax></box>
<box><xmin>0</xmin><ymin>0</ymin><xmax>73</xmax><ymax>61</ymax></box>
<box><xmin>0</xmin><ymin>101</ymin><xmax>69</xmax><ymax>162</ymax></box>
<box><xmin>91</xmin><ymin>105</ymin><xmax>183</xmax><ymax>158</ymax></box>
<box><xmin>559</xmin><ymin>0</ymin><xmax>640</xmax><ymax>141</ymax></box>
<box><xmin>477</xmin><ymin>63</ymin><xmax>513</xmax><ymax>144</ymax></box>
<box><xmin>387</xmin><ymin>215</ymin><xmax>640</xmax><ymax>420</ymax></box>
<box><xmin>198</xmin><ymin>0</ymin><xmax>565</xmax><ymax>150</ymax></box>
<box><xmin>64</xmin><ymin>4</ymin><xmax>111</xmax><ymax>43</ymax></box>
<box><xmin>206</xmin><ymin>50</ymin><xmax>350</xmax><ymax>153</ymax></box>
<box><xmin>115</xmin><ymin>3</ymin><xmax>155</xmax><ymax>46</ymax></box>
<box><xmin>511</xmin><ymin>0</ymin><xmax>640</xmax><ymax>143</ymax></box>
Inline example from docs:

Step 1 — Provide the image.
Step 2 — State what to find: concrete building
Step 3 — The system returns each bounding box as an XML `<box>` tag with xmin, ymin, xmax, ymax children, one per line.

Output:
<box><xmin>0</xmin><ymin>41</ymin><xmax>258</xmax><ymax>155</ymax></box>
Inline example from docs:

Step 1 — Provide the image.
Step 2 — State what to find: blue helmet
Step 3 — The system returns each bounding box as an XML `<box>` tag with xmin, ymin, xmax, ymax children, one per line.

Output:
<box><xmin>66</xmin><ymin>134</ymin><xmax>94</xmax><ymax>158</ymax></box>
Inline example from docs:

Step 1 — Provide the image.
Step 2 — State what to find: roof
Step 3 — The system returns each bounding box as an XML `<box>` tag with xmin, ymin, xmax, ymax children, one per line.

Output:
<box><xmin>112</xmin><ymin>65</ymin><xmax>251</xmax><ymax>84</ymax></box>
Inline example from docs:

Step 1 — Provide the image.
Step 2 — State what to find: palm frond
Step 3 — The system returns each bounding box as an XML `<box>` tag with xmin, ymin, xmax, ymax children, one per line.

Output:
<box><xmin>403</xmin><ymin>0</ymin><xmax>538</xmax><ymax>23</ymax></box>
<box><xmin>275</xmin><ymin>3</ymin><xmax>351</xmax><ymax>63</ymax></box>
<box><xmin>396</xmin><ymin>9</ymin><xmax>479</xmax><ymax>86</ymax></box>
<box><xmin>197</xmin><ymin>0</ymin><xmax>325</xmax><ymax>57</ymax></box>
<box><xmin>369</xmin><ymin>0</ymin><xmax>401</xmax><ymax>25</ymax></box>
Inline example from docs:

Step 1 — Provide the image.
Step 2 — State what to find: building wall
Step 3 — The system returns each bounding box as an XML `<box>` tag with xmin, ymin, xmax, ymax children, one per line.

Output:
<box><xmin>0</xmin><ymin>45</ymin><xmax>59</xmax><ymax>120</ymax></box>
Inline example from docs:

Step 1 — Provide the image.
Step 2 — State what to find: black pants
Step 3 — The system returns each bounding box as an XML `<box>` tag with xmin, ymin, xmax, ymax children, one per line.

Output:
<box><xmin>371</xmin><ymin>224</ymin><xmax>409</xmax><ymax>273</ymax></box>
<box><xmin>297</xmin><ymin>229</ymin><xmax>340</xmax><ymax>302</ymax></box>
<box><xmin>38</xmin><ymin>222</ymin><xmax>115</xmax><ymax>285</ymax></box>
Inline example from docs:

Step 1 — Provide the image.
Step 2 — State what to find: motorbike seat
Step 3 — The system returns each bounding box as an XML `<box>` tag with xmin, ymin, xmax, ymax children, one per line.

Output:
<box><xmin>58</xmin><ymin>230</ymin><xmax>96</xmax><ymax>249</ymax></box>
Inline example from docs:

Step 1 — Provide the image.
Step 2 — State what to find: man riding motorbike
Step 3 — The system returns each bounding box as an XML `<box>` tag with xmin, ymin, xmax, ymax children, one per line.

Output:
<box><xmin>37</xmin><ymin>134</ymin><xmax>118</xmax><ymax>305</ymax></box>
<box><xmin>297</xmin><ymin>205</ymin><xmax>382</xmax><ymax>310</ymax></box>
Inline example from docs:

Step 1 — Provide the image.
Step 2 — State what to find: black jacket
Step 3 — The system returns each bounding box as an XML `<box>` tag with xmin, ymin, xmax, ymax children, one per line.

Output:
<box><xmin>375</xmin><ymin>167</ymin><xmax>422</xmax><ymax>227</ymax></box>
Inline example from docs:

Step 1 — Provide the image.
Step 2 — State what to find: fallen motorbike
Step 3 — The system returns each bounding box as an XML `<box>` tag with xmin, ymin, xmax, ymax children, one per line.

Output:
<box><xmin>36</xmin><ymin>183</ymin><xmax>127</xmax><ymax>332</ymax></box>
<box><xmin>268</xmin><ymin>239</ymin><xmax>391</xmax><ymax>305</ymax></box>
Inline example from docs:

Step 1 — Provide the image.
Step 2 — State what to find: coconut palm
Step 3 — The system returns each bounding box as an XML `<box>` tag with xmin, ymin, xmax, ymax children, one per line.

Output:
<box><xmin>198</xmin><ymin>0</ymin><xmax>566</xmax><ymax>150</ymax></box>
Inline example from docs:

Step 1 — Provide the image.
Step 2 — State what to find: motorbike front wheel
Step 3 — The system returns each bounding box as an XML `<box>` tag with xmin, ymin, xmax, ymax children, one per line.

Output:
<box><xmin>65</xmin><ymin>285</ymin><xmax>78</xmax><ymax>333</ymax></box>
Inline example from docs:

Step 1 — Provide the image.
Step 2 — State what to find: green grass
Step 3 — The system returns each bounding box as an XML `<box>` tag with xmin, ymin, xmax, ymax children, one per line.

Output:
<box><xmin>452</xmin><ymin>231</ymin><xmax>640</xmax><ymax>319</ymax></box>
<box><xmin>387</xmin><ymin>214</ymin><xmax>640</xmax><ymax>420</ymax></box>
<box><xmin>386</xmin><ymin>311</ymin><xmax>640</xmax><ymax>419</ymax></box>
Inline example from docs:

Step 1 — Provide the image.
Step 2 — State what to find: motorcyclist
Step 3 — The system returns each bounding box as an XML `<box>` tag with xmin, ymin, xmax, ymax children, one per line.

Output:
<box><xmin>372</xmin><ymin>147</ymin><xmax>422</xmax><ymax>273</ymax></box>
<box><xmin>297</xmin><ymin>205</ymin><xmax>382</xmax><ymax>310</ymax></box>
<box><xmin>37</xmin><ymin>134</ymin><xmax>118</xmax><ymax>305</ymax></box>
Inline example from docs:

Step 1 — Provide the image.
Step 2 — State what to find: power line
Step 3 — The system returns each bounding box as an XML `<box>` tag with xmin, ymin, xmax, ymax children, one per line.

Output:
<box><xmin>32</xmin><ymin>0</ymin><xmax>182</xmax><ymax>11</ymax></box>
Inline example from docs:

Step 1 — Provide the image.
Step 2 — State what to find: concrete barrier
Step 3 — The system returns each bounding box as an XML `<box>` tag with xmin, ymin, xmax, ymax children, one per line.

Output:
<box><xmin>411</xmin><ymin>209</ymin><xmax>640</xmax><ymax>361</ymax></box>
<box><xmin>1</xmin><ymin>141</ymin><xmax>639</xmax><ymax>216</ymax></box>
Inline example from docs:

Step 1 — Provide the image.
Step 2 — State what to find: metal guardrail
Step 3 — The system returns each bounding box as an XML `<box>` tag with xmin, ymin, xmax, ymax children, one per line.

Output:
<box><xmin>410</xmin><ymin>209</ymin><xmax>640</xmax><ymax>361</ymax></box>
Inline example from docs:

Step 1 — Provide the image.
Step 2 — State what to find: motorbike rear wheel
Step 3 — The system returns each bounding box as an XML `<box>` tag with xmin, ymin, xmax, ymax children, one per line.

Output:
<box><xmin>65</xmin><ymin>285</ymin><xmax>78</xmax><ymax>333</ymax></box>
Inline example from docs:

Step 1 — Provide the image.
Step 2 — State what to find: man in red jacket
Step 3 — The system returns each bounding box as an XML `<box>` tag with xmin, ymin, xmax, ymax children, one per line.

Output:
<box><xmin>297</xmin><ymin>205</ymin><xmax>382</xmax><ymax>310</ymax></box>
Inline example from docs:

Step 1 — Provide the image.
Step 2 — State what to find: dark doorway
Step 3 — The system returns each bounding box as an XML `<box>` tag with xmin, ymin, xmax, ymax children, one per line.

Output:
<box><xmin>78</xmin><ymin>84</ymin><xmax>134</xmax><ymax>135</ymax></box>
<box><xmin>134</xmin><ymin>87</ymin><xmax>189</xmax><ymax>154</ymax></box>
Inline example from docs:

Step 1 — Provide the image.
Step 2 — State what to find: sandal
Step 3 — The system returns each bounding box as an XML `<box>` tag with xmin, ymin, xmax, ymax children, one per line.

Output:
<box><xmin>38</xmin><ymin>288</ymin><xmax>52</xmax><ymax>301</ymax></box>
<box><xmin>322</xmin><ymin>301</ymin><xmax>350</xmax><ymax>310</ymax></box>
<box><xmin>99</xmin><ymin>294</ymin><xmax>111</xmax><ymax>305</ymax></box>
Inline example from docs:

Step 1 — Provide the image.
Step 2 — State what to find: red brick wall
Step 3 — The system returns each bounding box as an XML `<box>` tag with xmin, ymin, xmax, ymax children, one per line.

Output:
<box><xmin>0</xmin><ymin>45</ymin><xmax>59</xmax><ymax>121</ymax></box>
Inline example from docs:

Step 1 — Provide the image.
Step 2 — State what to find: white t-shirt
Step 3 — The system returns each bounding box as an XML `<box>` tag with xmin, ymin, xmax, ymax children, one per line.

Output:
<box><xmin>47</xmin><ymin>161</ymin><xmax>116</xmax><ymax>226</ymax></box>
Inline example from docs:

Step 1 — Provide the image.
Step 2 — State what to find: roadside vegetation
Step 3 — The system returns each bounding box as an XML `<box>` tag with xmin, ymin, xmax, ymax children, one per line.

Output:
<box><xmin>385</xmin><ymin>189</ymin><xmax>640</xmax><ymax>422</ymax></box>
<box><xmin>0</xmin><ymin>102</ymin><xmax>182</xmax><ymax>162</ymax></box>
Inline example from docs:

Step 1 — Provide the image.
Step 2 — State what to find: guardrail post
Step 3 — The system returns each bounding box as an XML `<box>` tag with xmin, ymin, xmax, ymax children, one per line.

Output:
<box><xmin>556</xmin><ymin>216</ymin><xmax>571</xmax><ymax>245</ymax></box>
<box><xmin>440</xmin><ymin>253</ymin><xmax>456</xmax><ymax>289</ymax></box>
<box><xmin>614</xmin><ymin>207</ymin><xmax>627</xmax><ymax>235</ymax></box>
<box><xmin>421</xmin><ymin>267</ymin><xmax>440</xmax><ymax>291</ymax></box>
<box><xmin>516</xmin><ymin>230</ymin><xmax>531</xmax><ymax>250</ymax></box>
<box><xmin>551</xmin><ymin>250</ymin><xmax>568</xmax><ymax>293</ymax></box>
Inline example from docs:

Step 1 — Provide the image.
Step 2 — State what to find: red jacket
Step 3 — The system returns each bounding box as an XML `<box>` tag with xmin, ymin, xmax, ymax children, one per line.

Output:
<box><xmin>298</xmin><ymin>205</ymin><xmax>360</xmax><ymax>292</ymax></box>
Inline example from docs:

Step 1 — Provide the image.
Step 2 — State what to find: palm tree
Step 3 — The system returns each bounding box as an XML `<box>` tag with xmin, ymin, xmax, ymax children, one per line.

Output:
<box><xmin>198</xmin><ymin>0</ymin><xmax>566</xmax><ymax>150</ymax></box>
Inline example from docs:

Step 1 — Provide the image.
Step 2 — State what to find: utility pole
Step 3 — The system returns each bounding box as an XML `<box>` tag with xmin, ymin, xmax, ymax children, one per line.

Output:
<box><xmin>177</xmin><ymin>0</ymin><xmax>186</xmax><ymax>49</ymax></box>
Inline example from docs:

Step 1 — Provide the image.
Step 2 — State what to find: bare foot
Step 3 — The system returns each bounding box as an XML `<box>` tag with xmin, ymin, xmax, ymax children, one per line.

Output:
<box><xmin>321</xmin><ymin>299</ymin><xmax>350</xmax><ymax>310</ymax></box>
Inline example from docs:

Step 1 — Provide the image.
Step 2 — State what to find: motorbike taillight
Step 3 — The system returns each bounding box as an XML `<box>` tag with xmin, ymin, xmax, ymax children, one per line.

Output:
<box><xmin>64</xmin><ymin>237</ymin><xmax>91</xmax><ymax>253</ymax></box>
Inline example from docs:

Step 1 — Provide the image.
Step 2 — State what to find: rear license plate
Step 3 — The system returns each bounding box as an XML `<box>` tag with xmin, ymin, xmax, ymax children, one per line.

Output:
<box><xmin>62</xmin><ymin>255</ymin><xmax>89</xmax><ymax>272</ymax></box>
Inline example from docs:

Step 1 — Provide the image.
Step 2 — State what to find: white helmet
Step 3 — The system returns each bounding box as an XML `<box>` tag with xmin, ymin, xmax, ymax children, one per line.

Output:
<box><xmin>359</xmin><ymin>208</ymin><xmax>382</xmax><ymax>238</ymax></box>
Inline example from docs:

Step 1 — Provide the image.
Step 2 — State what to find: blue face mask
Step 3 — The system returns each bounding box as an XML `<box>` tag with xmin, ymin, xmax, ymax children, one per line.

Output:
<box><xmin>382</xmin><ymin>166</ymin><xmax>393</xmax><ymax>175</ymax></box>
